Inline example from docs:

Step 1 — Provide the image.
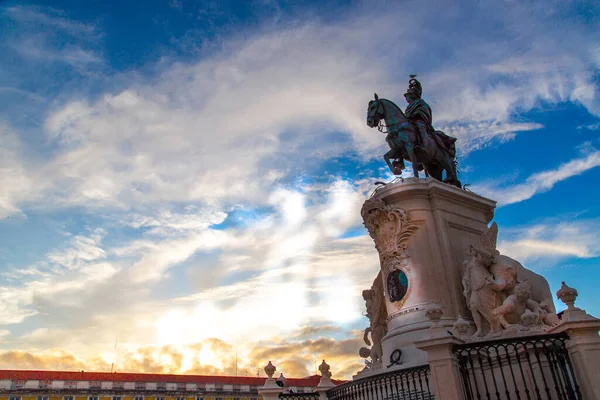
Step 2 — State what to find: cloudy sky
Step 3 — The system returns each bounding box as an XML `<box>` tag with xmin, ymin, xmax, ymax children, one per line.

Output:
<box><xmin>0</xmin><ymin>0</ymin><xmax>599</xmax><ymax>380</ymax></box>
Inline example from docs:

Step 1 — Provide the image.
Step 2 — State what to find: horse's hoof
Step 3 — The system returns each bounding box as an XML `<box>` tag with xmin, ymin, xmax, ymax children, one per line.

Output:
<box><xmin>444</xmin><ymin>178</ymin><xmax>462</xmax><ymax>188</ymax></box>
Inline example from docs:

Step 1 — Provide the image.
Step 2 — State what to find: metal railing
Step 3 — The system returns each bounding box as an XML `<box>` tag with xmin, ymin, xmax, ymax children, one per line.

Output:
<box><xmin>326</xmin><ymin>365</ymin><xmax>433</xmax><ymax>400</ymax></box>
<box><xmin>453</xmin><ymin>332</ymin><xmax>582</xmax><ymax>400</ymax></box>
<box><xmin>279</xmin><ymin>393</ymin><xmax>320</xmax><ymax>400</ymax></box>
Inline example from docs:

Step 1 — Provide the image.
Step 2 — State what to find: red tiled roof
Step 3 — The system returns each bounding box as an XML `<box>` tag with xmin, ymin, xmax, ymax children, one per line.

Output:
<box><xmin>0</xmin><ymin>370</ymin><xmax>346</xmax><ymax>387</ymax></box>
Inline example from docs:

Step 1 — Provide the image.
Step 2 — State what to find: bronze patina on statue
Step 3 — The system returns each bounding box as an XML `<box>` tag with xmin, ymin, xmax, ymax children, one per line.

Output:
<box><xmin>366</xmin><ymin>76</ymin><xmax>461</xmax><ymax>188</ymax></box>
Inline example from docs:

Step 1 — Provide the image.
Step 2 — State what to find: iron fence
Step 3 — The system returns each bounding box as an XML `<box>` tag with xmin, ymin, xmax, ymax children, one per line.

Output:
<box><xmin>326</xmin><ymin>365</ymin><xmax>433</xmax><ymax>400</ymax></box>
<box><xmin>453</xmin><ymin>332</ymin><xmax>582</xmax><ymax>400</ymax></box>
<box><xmin>279</xmin><ymin>393</ymin><xmax>320</xmax><ymax>400</ymax></box>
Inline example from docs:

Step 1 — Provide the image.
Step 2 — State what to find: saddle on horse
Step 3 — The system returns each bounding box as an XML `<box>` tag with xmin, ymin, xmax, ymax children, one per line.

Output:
<box><xmin>432</xmin><ymin>130</ymin><xmax>457</xmax><ymax>159</ymax></box>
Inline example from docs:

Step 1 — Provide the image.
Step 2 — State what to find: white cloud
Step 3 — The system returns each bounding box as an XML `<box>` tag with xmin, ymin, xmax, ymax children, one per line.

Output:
<box><xmin>124</xmin><ymin>208</ymin><xmax>227</xmax><ymax>236</ymax></box>
<box><xmin>0</xmin><ymin>229</ymin><xmax>118</xmax><ymax>324</ymax></box>
<box><xmin>578</xmin><ymin>123</ymin><xmax>600</xmax><ymax>131</ymax></box>
<box><xmin>472</xmin><ymin>150</ymin><xmax>600</xmax><ymax>205</ymax></box>
<box><xmin>0</xmin><ymin>1</ymin><xmax>598</xmax><ymax>215</ymax></box>
<box><xmin>4</xmin><ymin>6</ymin><xmax>102</xmax><ymax>68</ymax></box>
<box><xmin>498</xmin><ymin>218</ymin><xmax>600</xmax><ymax>264</ymax></box>
<box><xmin>0</xmin><ymin>124</ymin><xmax>35</xmax><ymax>218</ymax></box>
<box><xmin>125</xmin><ymin>229</ymin><xmax>231</xmax><ymax>283</ymax></box>
<box><xmin>5</xmin><ymin>6</ymin><xmax>99</xmax><ymax>35</ymax></box>
<box><xmin>46</xmin><ymin>228</ymin><xmax>106</xmax><ymax>270</ymax></box>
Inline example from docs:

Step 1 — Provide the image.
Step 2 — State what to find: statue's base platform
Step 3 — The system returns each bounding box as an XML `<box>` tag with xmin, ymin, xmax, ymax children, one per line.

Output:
<box><xmin>364</xmin><ymin>177</ymin><xmax>496</xmax><ymax>374</ymax></box>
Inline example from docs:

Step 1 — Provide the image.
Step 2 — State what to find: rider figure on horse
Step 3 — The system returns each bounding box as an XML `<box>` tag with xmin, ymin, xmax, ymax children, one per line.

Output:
<box><xmin>403</xmin><ymin>76</ymin><xmax>456</xmax><ymax>157</ymax></box>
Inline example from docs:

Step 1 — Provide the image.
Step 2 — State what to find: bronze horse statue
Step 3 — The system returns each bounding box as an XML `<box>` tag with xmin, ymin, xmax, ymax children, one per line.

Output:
<box><xmin>366</xmin><ymin>93</ymin><xmax>461</xmax><ymax>188</ymax></box>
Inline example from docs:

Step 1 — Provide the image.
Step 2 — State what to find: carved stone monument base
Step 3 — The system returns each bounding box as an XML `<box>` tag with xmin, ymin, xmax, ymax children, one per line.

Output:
<box><xmin>361</xmin><ymin>177</ymin><xmax>496</xmax><ymax>369</ymax></box>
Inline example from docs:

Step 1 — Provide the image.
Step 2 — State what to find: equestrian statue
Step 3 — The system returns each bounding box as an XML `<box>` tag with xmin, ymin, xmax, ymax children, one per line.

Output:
<box><xmin>366</xmin><ymin>76</ymin><xmax>461</xmax><ymax>188</ymax></box>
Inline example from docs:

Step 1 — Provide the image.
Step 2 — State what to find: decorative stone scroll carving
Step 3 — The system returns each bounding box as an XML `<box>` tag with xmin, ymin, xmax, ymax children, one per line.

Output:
<box><xmin>461</xmin><ymin>222</ymin><xmax>559</xmax><ymax>338</ymax></box>
<box><xmin>361</xmin><ymin>198</ymin><xmax>419</xmax><ymax>306</ymax></box>
<box><xmin>359</xmin><ymin>272</ymin><xmax>388</xmax><ymax>371</ymax></box>
<box><xmin>361</xmin><ymin>198</ymin><xmax>419</xmax><ymax>267</ymax></box>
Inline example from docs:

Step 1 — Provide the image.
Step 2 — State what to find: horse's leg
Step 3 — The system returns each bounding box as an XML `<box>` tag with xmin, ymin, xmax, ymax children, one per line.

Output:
<box><xmin>383</xmin><ymin>150</ymin><xmax>395</xmax><ymax>175</ymax></box>
<box><xmin>426</xmin><ymin>163</ymin><xmax>442</xmax><ymax>181</ymax></box>
<box><xmin>438</xmin><ymin>151</ymin><xmax>461</xmax><ymax>188</ymax></box>
<box><xmin>408</xmin><ymin>148</ymin><xmax>419</xmax><ymax>178</ymax></box>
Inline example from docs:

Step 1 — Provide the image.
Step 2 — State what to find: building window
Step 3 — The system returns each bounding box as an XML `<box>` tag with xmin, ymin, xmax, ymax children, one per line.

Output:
<box><xmin>89</xmin><ymin>396</ymin><xmax>99</xmax><ymax>400</ymax></box>
<box><xmin>9</xmin><ymin>397</ymin><xmax>22</xmax><ymax>400</ymax></box>
<box><xmin>63</xmin><ymin>396</ymin><xmax>74</xmax><ymax>400</ymax></box>
<box><xmin>196</xmin><ymin>397</ymin><xmax>204</xmax><ymax>400</ymax></box>
<box><xmin>135</xmin><ymin>382</ymin><xmax>146</xmax><ymax>390</ymax></box>
<box><xmin>113</xmin><ymin>382</ymin><xmax>124</xmax><ymax>390</ymax></box>
<box><xmin>64</xmin><ymin>381</ymin><xmax>77</xmax><ymax>389</ymax></box>
<box><xmin>39</xmin><ymin>380</ymin><xmax>52</xmax><ymax>389</ymax></box>
<box><xmin>233</xmin><ymin>397</ymin><xmax>240</xmax><ymax>400</ymax></box>
<box><xmin>176</xmin><ymin>397</ymin><xmax>185</xmax><ymax>400</ymax></box>
<box><xmin>37</xmin><ymin>396</ymin><xmax>49</xmax><ymax>400</ymax></box>
<box><xmin>215</xmin><ymin>397</ymin><xmax>223</xmax><ymax>400</ymax></box>
<box><xmin>134</xmin><ymin>396</ymin><xmax>144</xmax><ymax>400</ymax></box>
<box><xmin>89</xmin><ymin>381</ymin><xmax>101</xmax><ymax>390</ymax></box>
<box><xmin>11</xmin><ymin>380</ymin><xmax>25</xmax><ymax>389</ymax></box>
<box><xmin>157</xmin><ymin>382</ymin><xmax>166</xmax><ymax>390</ymax></box>
<box><xmin>112</xmin><ymin>396</ymin><xmax>122</xmax><ymax>400</ymax></box>
<box><xmin>156</xmin><ymin>397</ymin><xmax>166</xmax><ymax>400</ymax></box>
<box><xmin>177</xmin><ymin>383</ymin><xmax>186</xmax><ymax>390</ymax></box>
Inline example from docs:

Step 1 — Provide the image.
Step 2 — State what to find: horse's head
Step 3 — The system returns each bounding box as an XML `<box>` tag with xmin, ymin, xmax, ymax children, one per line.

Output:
<box><xmin>367</xmin><ymin>93</ymin><xmax>384</xmax><ymax>128</ymax></box>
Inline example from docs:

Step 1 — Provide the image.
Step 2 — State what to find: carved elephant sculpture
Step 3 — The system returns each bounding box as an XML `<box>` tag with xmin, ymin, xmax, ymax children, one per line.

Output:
<box><xmin>492</xmin><ymin>255</ymin><xmax>557</xmax><ymax>316</ymax></box>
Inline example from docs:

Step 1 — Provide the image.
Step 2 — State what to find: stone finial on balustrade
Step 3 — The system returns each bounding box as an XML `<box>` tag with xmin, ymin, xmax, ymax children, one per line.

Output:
<box><xmin>425</xmin><ymin>303</ymin><xmax>446</xmax><ymax>338</ymax></box>
<box><xmin>265</xmin><ymin>361</ymin><xmax>276</xmax><ymax>379</ymax></box>
<box><xmin>259</xmin><ymin>361</ymin><xmax>284</xmax><ymax>397</ymax></box>
<box><xmin>453</xmin><ymin>315</ymin><xmax>470</xmax><ymax>339</ymax></box>
<box><xmin>554</xmin><ymin>281</ymin><xmax>597</xmax><ymax>323</ymax></box>
<box><xmin>318</xmin><ymin>360</ymin><xmax>332</xmax><ymax>379</ymax></box>
<box><xmin>316</xmin><ymin>360</ymin><xmax>336</xmax><ymax>398</ymax></box>
<box><xmin>557</xmin><ymin>281</ymin><xmax>579</xmax><ymax>311</ymax></box>
<box><xmin>276</xmin><ymin>373</ymin><xmax>287</xmax><ymax>388</ymax></box>
<box><xmin>426</xmin><ymin>303</ymin><xmax>443</xmax><ymax>328</ymax></box>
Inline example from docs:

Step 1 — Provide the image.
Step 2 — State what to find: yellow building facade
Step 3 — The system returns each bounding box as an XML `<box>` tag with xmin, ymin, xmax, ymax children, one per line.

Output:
<box><xmin>0</xmin><ymin>370</ymin><xmax>328</xmax><ymax>400</ymax></box>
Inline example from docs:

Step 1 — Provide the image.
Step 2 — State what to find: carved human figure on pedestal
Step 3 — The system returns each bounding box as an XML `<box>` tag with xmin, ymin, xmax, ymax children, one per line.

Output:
<box><xmin>461</xmin><ymin>223</ymin><xmax>503</xmax><ymax>337</ymax></box>
<box><xmin>493</xmin><ymin>282</ymin><xmax>558</xmax><ymax>329</ymax></box>
<box><xmin>461</xmin><ymin>222</ymin><xmax>559</xmax><ymax>338</ymax></box>
<box><xmin>360</xmin><ymin>273</ymin><xmax>388</xmax><ymax>369</ymax></box>
<box><xmin>493</xmin><ymin>282</ymin><xmax>538</xmax><ymax>328</ymax></box>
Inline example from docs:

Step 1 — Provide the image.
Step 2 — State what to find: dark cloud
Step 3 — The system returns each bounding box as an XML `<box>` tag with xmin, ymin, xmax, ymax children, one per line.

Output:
<box><xmin>0</xmin><ymin>349</ymin><xmax>109</xmax><ymax>371</ymax></box>
<box><xmin>290</xmin><ymin>324</ymin><xmax>341</xmax><ymax>339</ymax></box>
<box><xmin>0</xmin><ymin>331</ymin><xmax>364</xmax><ymax>379</ymax></box>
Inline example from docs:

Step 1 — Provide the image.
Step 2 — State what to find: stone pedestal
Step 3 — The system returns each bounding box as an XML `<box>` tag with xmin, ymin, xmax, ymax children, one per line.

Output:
<box><xmin>361</xmin><ymin>178</ymin><xmax>495</xmax><ymax>366</ymax></box>
<box><xmin>258</xmin><ymin>379</ymin><xmax>284</xmax><ymax>400</ymax></box>
<box><xmin>415</xmin><ymin>335</ymin><xmax>465</xmax><ymax>400</ymax></box>
<box><xmin>315</xmin><ymin>377</ymin><xmax>336</xmax><ymax>400</ymax></box>
<box><xmin>550</xmin><ymin>302</ymin><xmax>600</xmax><ymax>399</ymax></box>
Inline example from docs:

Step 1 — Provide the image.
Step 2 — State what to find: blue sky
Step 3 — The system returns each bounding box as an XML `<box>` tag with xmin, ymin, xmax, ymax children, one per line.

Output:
<box><xmin>0</xmin><ymin>0</ymin><xmax>599</xmax><ymax>379</ymax></box>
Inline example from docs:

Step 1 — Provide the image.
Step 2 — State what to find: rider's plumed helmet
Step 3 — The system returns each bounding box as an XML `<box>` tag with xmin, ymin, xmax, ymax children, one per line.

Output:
<box><xmin>404</xmin><ymin>75</ymin><xmax>422</xmax><ymax>99</ymax></box>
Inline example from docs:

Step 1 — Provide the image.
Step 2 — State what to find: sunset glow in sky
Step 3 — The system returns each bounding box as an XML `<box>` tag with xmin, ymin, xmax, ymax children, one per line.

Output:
<box><xmin>1</xmin><ymin>0</ymin><xmax>599</xmax><ymax>379</ymax></box>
